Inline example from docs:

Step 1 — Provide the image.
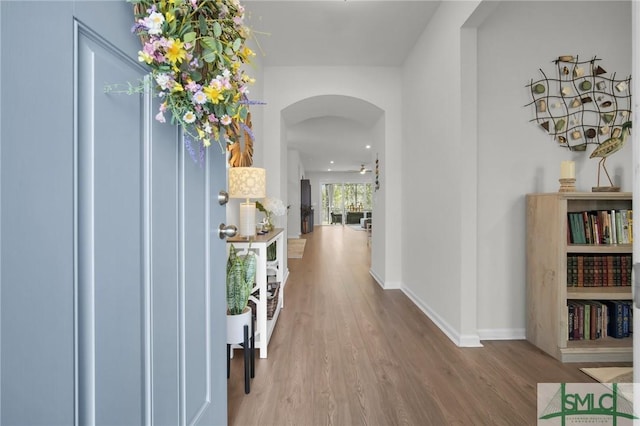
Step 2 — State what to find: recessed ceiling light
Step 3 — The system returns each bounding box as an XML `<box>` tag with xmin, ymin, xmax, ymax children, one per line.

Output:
<box><xmin>330</xmin><ymin>160</ymin><xmax>334</xmax><ymax>164</ymax></box>
<box><xmin>328</xmin><ymin>168</ymin><xmax>332</xmax><ymax>172</ymax></box>
<box><xmin>365</xmin><ymin>145</ymin><xmax>371</xmax><ymax>149</ymax></box>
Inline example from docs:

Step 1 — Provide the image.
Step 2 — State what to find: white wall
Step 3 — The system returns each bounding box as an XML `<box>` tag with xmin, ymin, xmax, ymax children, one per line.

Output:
<box><xmin>262</xmin><ymin>67</ymin><xmax>402</xmax><ymax>288</ymax></box>
<box><xmin>475</xmin><ymin>0</ymin><xmax>632</xmax><ymax>337</ymax></box>
<box><xmin>401</xmin><ymin>1</ymin><xmax>482</xmax><ymax>346</ymax></box>
<box><xmin>401</xmin><ymin>0</ymin><xmax>632</xmax><ymax>346</ymax></box>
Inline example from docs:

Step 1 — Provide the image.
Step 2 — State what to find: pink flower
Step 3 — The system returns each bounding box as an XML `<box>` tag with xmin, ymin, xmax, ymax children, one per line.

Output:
<box><xmin>185</xmin><ymin>81</ymin><xmax>200</xmax><ymax>92</ymax></box>
<box><xmin>155</xmin><ymin>111</ymin><xmax>166</xmax><ymax>123</ymax></box>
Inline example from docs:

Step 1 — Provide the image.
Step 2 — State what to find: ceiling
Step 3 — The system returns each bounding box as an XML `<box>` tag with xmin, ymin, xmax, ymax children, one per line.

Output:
<box><xmin>243</xmin><ymin>0</ymin><xmax>441</xmax><ymax>172</ymax></box>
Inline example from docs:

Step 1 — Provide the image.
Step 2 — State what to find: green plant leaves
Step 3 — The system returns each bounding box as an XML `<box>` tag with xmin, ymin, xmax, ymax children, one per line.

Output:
<box><xmin>226</xmin><ymin>244</ymin><xmax>257</xmax><ymax>315</ymax></box>
<box><xmin>232</xmin><ymin>38</ymin><xmax>242</xmax><ymax>52</ymax></box>
<box><xmin>213</xmin><ymin>22</ymin><xmax>222</xmax><ymax>38</ymax></box>
<box><xmin>183</xmin><ymin>31</ymin><xmax>196</xmax><ymax>43</ymax></box>
<box><xmin>199</xmin><ymin>14</ymin><xmax>208</xmax><ymax>34</ymax></box>
<box><xmin>201</xmin><ymin>36</ymin><xmax>222</xmax><ymax>63</ymax></box>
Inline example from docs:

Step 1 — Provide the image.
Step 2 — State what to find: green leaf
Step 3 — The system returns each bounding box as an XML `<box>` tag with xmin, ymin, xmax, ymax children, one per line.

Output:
<box><xmin>201</xmin><ymin>37</ymin><xmax>218</xmax><ymax>51</ymax></box>
<box><xmin>232</xmin><ymin>38</ymin><xmax>242</xmax><ymax>52</ymax></box>
<box><xmin>168</xmin><ymin>19</ymin><xmax>176</xmax><ymax>35</ymax></box>
<box><xmin>190</xmin><ymin>70</ymin><xmax>202</xmax><ymax>82</ymax></box>
<box><xmin>183</xmin><ymin>32</ymin><xmax>197</xmax><ymax>43</ymax></box>
<box><xmin>199</xmin><ymin>15</ymin><xmax>208</xmax><ymax>34</ymax></box>
<box><xmin>213</xmin><ymin>22</ymin><xmax>222</xmax><ymax>38</ymax></box>
<box><xmin>226</xmin><ymin>245</ymin><xmax>256</xmax><ymax>314</ymax></box>
<box><xmin>202</xmin><ymin>51</ymin><xmax>217</xmax><ymax>63</ymax></box>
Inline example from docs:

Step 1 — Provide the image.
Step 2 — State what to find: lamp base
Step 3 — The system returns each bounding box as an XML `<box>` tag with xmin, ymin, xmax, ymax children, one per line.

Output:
<box><xmin>239</xmin><ymin>202</ymin><xmax>256</xmax><ymax>237</ymax></box>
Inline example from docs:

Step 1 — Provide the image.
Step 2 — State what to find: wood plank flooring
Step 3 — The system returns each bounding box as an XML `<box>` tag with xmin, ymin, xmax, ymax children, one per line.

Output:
<box><xmin>227</xmin><ymin>225</ymin><xmax>629</xmax><ymax>425</ymax></box>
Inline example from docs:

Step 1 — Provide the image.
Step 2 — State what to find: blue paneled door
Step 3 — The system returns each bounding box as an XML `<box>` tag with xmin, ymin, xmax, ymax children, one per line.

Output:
<box><xmin>1</xmin><ymin>2</ymin><xmax>228</xmax><ymax>425</ymax></box>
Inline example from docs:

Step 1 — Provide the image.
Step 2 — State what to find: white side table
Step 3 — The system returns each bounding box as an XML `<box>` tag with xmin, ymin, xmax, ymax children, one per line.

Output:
<box><xmin>226</xmin><ymin>228</ymin><xmax>285</xmax><ymax>358</ymax></box>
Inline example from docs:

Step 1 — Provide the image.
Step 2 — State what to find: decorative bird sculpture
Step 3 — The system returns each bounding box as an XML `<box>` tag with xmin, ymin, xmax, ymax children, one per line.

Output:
<box><xmin>590</xmin><ymin>121</ymin><xmax>632</xmax><ymax>188</ymax></box>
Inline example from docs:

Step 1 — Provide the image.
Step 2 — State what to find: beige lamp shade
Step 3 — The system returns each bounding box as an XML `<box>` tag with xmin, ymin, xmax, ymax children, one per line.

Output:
<box><xmin>228</xmin><ymin>167</ymin><xmax>266</xmax><ymax>237</ymax></box>
<box><xmin>228</xmin><ymin>167</ymin><xmax>266</xmax><ymax>199</ymax></box>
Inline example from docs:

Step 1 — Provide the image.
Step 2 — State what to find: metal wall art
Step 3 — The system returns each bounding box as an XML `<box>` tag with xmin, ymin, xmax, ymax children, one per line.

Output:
<box><xmin>526</xmin><ymin>55</ymin><xmax>632</xmax><ymax>152</ymax></box>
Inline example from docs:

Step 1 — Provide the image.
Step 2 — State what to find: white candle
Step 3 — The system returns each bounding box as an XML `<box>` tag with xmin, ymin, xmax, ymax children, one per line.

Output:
<box><xmin>560</xmin><ymin>160</ymin><xmax>575</xmax><ymax>179</ymax></box>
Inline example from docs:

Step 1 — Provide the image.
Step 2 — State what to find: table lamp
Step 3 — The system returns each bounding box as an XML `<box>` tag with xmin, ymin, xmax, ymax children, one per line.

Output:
<box><xmin>228</xmin><ymin>167</ymin><xmax>266</xmax><ymax>237</ymax></box>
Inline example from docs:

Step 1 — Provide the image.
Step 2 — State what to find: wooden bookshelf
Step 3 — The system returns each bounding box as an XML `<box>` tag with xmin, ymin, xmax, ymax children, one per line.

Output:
<box><xmin>526</xmin><ymin>192</ymin><xmax>632</xmax><ymax>363</ymax></box>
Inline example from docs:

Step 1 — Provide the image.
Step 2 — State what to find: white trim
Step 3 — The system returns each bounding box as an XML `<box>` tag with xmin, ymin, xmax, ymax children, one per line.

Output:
<box><xmin>401</xmin><ymin>285</ymin><xmax>483</xmax><ymax>348</ymax></box>
<box><xmin>368</xmin><ymin>269</ymin><xmax>401</xmax><ymax>290</ymax></box>
<box><xmin>477</xmin><ymin>328</ymin><xmax>526</xmax><ymax>341</ymax></box>
<box><xmin>368</xmin><ymin>269</ymin><xmax>384</xmax><ymax>289</ymax></box>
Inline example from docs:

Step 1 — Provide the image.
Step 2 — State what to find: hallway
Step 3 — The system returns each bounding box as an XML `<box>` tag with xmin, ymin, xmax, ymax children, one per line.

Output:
<box><xmin>227</xmin><ymin>226</ymin><xmax>604</xmax><ymax>425</ymax></box>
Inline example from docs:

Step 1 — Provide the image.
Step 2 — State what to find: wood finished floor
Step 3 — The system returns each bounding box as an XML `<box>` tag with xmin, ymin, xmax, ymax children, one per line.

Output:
<box><xmin>227</xmin><ymin>225</ymin><xmax>629</xmax><ymax>425</ymax></box>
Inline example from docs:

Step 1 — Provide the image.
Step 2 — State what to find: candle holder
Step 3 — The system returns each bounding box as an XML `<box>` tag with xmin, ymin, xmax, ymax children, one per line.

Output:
<box><xmin>558</xmin><ymin>178</ymin><xmax>576</xmax><ymax>192</ymax></box>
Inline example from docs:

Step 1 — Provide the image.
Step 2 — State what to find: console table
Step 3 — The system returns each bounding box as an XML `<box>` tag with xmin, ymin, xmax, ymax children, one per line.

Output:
<box><xmin>226</xmin><ymin>228</ymin><xmax>285</xmax><ymax>358</ymax></box>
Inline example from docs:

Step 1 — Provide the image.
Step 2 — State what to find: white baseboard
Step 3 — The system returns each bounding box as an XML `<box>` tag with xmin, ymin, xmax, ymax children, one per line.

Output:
<box><xmin>477</xmin><ymin>328</ymin><xmax>525</xmax><ymax>341</ymax></box>
<box><xmin>369</xmin><ymin>275</ymin><xmax>514</xmax><ymax>348</ymax></box>
<box><xmin>369</xmin><ymin>269</ymin><xmax>384</xmax><ymax>289</ymax></box>
<box><xmin>369</xmin><ymin>269</ymin><xmax>401</xmax><ymax>290</ymax></box>
<box><xmin>401</xmin><ymin>285</ymin><xmax>482</xmax><ymax>348</ymax></box>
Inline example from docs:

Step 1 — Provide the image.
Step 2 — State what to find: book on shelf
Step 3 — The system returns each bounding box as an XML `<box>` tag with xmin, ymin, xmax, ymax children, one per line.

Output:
<box><xmin>568</xmin><ymin>300</ymin><xmax>631</xmax><ymax>340</ymax></box>
<box><xmin>567</xmin><ymin>209</ymin><xmax>632</xmax><ymax>245</ymax></box>
<box><xmin>566</xmin><ymin>254</ymin><xmax>632</xmax><ymax>287</ymax></box>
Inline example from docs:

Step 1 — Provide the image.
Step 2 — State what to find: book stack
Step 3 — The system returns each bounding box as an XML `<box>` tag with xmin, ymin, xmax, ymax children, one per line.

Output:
<box><xmin>566</xmin><ymin>254</ymin><xmax>632</xmax><ymax>287</ymax></box>
<box><xmin>567</xmin><ymin>300</ymin><xmax>632</xmax><ymax>340</ymax></box>
<box><xmin>567</xmin><ymin>209</ymin><xmax>633</xmax><ymax>245</ymax></box>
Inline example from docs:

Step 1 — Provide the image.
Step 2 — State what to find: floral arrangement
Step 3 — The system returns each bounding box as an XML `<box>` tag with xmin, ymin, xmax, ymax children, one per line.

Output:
<box><xmin>256</xmin><ymin>197</ymin><xmax>286</xmax><ymax>230</ymax></box>
<box><xmin>129</xmin><ymin>0</ymin><xmax>256</xmax><ymax>152</ymax></box>
<box><xmin>260</xmin><ymin>198</ymin><xmax>287</xmax><ymax>217</ymax></box>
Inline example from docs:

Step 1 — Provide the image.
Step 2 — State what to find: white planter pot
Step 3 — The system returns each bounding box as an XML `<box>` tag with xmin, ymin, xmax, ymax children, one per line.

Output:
<box><xmin>226</xmin><ymin>308</ymin><xmax>252</xmax><ymax>345</ymax></box>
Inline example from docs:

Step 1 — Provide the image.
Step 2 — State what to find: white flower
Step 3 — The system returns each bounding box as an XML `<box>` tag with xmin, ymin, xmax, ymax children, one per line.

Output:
<box><xmin>183</xmin><ymin>111</ymin><xmax>196</xmax><ymax>123</ymax></box>
<box><xmin>263</xmin><ymin>198</ymin><xmax>286</xmax><ymax>216</ymax></box>
<box><xmin>155</xmin><ymin>73</ymin><xmax>172</xmax><ymax>90</ymax></box>
<box><xmin>144</xmin><ymin>12</ymin><xmax>165</xmax><ymax>35</ymax></box>
<box><xmin>192</xmin><ymin>90</ymin><xmax>207</xmax><ymax>104</ymax></box>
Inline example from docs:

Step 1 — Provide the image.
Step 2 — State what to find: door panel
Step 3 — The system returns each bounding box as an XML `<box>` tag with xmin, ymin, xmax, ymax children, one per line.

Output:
<box><xmin>76</xmin><ymin>22</ymin><xmax>146</xmax><ymax>425</ymax></box>
<box><xmin>1</xmin><ymin>2</ymin><xmax>227</xmax><ymax>425</ymax></box>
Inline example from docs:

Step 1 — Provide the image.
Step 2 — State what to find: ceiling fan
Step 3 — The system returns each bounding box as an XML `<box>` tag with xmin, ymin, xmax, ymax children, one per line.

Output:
<box><xmin>346</xmin><ymin>164</ymin><xmax>372</xmax><ymax>174</ymax></box>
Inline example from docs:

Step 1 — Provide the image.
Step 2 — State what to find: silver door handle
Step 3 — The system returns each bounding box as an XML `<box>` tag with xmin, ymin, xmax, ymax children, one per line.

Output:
<box><xmin>218</xmin><ymin>223</ymin><xmax>238</xmax><ymax>239</ymax></box>
<box><xmin>218</xmin><ymin>190</ymin><xmax>229</xmax><ymax>205</ymax></box>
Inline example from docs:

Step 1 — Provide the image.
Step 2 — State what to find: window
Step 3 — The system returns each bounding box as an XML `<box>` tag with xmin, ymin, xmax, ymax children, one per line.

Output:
<box><xmin>320</xmin><ymin>183</ymin><xmax>372</xmax><ymax>224</ymax></box>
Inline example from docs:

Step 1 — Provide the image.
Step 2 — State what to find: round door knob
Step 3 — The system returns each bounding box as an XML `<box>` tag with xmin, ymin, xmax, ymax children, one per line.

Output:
<box><xmin>218</xmin><ymin>223</ymin><xmax>238</xmax><ymax>239</ymax></box>
<box><xmin>217</xmin><ymin>190</ymin><xmax>229</xmax><ymax>205</ymax></box>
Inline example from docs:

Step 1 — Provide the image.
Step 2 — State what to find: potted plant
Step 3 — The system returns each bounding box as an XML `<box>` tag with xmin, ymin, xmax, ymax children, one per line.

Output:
<box><xmin>226</xmin><ymin>244</ymin><xmax>257</xmax><ymax>344</ymax></box>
